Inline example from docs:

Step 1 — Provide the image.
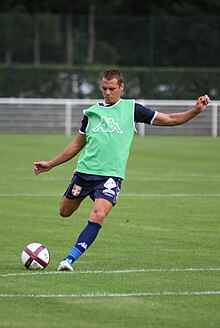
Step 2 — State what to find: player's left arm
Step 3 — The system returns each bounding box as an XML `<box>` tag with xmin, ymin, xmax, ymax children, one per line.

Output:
<box><xmin>153</xmin><ymin>94</ymin><xmax>211</xmax><ymax>126</ymax></box>
<box><xmin>34</xmin><ymin>133</ymin><xmax>86</xmax><ymax>175</ymax></box>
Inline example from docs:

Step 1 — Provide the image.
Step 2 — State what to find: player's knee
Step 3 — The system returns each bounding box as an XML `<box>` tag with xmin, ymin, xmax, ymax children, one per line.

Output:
<box><xmin>59</xmin><ymin>202</ymin><xmax>78</xmax><ymax>218</ymax></box>
<box><xmin>59</xmin><ymin>206</ymin><xmax>76</xmax><ymax>218</ymax></box>
<box><xmin>91</xmin><ymin>209</ymin><xmax>107</xmax><ymax>224</ymax></box>
<box><xmin>59</xmin><ymin>209</ymin><xmax>71</xmax><ymax>218</ymax></box>
<box><xmin>59</xmin><ymin>196</ymin><xmax>81</xmax><ymax>218</ymax></box>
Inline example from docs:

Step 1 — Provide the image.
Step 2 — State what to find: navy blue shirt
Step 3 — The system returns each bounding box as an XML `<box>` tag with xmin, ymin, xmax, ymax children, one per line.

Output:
<box><xmin>80</xmin><ymin>102</ymin><xmax>156</xmax><ymax>133</ymax></box>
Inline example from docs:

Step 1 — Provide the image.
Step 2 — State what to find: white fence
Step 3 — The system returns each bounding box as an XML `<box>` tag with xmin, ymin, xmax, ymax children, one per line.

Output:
<box><xmin>0</xmin><ymin>98</ymin><xmax>219</xmax><ymax>136</ymax></box>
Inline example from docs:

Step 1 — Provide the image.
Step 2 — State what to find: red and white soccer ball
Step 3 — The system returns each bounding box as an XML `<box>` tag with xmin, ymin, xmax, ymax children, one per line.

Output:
<box><xmin>21</xmin><ymin>243</ymin><xmax>50</xmax><ymax>270</ymax></box>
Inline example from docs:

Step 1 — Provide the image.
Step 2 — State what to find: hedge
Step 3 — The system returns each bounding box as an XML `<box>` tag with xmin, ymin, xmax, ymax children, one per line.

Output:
<box><xmin>0</xmin><ymin>64</ymin><xmax>219</xmax><ymax>99</ymax></box>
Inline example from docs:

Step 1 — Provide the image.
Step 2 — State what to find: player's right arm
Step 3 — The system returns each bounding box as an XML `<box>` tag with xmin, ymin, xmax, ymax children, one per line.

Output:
<box><xmin>33</xmin><ymin>133</ymin><xmax>86</xmax><ymax>175</ymax></box>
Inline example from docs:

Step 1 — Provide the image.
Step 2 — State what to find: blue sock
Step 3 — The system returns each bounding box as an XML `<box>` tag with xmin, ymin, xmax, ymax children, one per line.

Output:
<box><xmin>65</xmin><ymin>221</ymin><xmax>102</xmax><ymax>264</ymax></box>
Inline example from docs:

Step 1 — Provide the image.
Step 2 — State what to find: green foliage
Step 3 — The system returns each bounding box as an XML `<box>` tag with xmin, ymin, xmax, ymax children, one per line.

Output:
<box><xmin>0</xmin><ymin>64</ymin><xmax>219</xmax><ymax>99</ymax></box>
<box><xmin>0</xmin><ymin>14</ymin><xmax>219</xmax><ymax>67</ymax></box>
<box><xmin>0</xmin><ymin>0</ymin><xmax>220</xmax><ymax>15</ymax></box>
<box><xmin>0</xmin><ymin>134</ymin><xmax>220</xmax><ymax>327</ymax></box>
<box><xmin>0</xmin><ymin>12</ymin><xmax>219</xmax><ymax>99</ymax></box>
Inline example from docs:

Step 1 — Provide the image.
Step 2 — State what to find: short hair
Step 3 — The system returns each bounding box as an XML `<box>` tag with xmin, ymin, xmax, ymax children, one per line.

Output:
<box><xmin>101</xmin><ymin>69</ymin><xmax>124</xmax><ymax>85</ymax></box>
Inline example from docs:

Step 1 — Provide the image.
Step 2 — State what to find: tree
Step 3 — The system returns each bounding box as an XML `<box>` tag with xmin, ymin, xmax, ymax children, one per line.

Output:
<box><xmin>87</xmin><ymin>3</ymin><xmax>95</xmax><ymax>64</ymax></box>
<box><xmin>0</xmin><ymin>0</ymin><xmax>220</xmax><ymax>15</ymax></box>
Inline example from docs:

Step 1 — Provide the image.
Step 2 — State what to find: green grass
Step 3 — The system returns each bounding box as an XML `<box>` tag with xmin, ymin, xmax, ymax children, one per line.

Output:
<box><xmin>0</xmin><ymin>134</ymin><xmax>220</xmax><ymax>328</ymax></box>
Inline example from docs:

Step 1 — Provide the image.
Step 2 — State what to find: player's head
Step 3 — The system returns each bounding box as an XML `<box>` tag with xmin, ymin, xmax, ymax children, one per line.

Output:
<box><xmin>101</xmin><ymin>69</ymin><xmax>124</xmax><ymax>86</ymax></box>
<box><xmin>101</xmin><ymin>69</ymin><xmax>124</xmax><ymax>104</ymax></box>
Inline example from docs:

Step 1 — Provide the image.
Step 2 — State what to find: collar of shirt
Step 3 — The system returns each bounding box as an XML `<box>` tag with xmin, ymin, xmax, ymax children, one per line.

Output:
<box><xmin>99</xmin><ymin>101</ymin><xmax>113</xmax><ymax>107</ymax></box>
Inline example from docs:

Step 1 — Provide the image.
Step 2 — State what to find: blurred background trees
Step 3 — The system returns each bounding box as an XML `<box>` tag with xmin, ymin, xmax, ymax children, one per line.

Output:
<box><xmin>0</xmin><ymin>0</ymin><xmax>219</xmax><ymax>98</ymax></box>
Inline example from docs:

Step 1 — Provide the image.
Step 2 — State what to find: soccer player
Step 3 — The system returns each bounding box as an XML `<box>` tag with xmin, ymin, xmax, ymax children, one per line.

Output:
<box><xmin>33</xmin><ymin>69</ymin><xmax>211</xmax><ymax>271</ymax></box>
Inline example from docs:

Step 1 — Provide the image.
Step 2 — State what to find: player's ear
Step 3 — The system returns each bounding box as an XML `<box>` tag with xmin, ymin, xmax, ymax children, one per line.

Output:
<box><xmin>120</xmin><ymin>83</ymin><xmax>124</xmax><ymax>91</ymax></box>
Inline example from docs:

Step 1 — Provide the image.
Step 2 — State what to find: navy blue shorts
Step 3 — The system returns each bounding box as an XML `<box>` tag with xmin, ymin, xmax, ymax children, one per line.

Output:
<box><xmin>64</xmin><ymin>172</ymin><xmax>123</xmax><ymax>206</ymax></box>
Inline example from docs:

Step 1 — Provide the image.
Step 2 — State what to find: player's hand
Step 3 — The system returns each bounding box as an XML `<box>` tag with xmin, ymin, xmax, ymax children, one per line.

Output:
<box><xmin>33</xmin><ymin>161</ymin><xmax>52</xmax><ymax>175</ymax></box>
<box><xmin>195</xmin><ymin>94</ymin><xmax>211</xmax><ymax>112</ymax></box>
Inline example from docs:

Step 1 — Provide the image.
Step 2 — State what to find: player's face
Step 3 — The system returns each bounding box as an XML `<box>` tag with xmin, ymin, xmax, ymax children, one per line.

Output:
<box><xmin>101</xmin><ymin>78</ymin><xmax>124</xmax><ymax>104</ymax></box>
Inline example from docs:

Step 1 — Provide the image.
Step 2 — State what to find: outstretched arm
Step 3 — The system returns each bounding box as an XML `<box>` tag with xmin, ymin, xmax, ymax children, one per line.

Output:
<box><xmin>153</xmin><ymin>94</ymin><xmax>211</xmax><ymax>126</ymax></box>
<box><xmin>33</xmin><ymin>133</ymin><xmax>86</xmax><ymax>175</ymax></box>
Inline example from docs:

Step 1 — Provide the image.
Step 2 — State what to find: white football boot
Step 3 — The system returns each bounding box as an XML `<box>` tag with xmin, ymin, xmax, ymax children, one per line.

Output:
<box><xmin>57</xmin><ymin>260</ymin><xmax>73</xmax><ymax>272</ymax></box>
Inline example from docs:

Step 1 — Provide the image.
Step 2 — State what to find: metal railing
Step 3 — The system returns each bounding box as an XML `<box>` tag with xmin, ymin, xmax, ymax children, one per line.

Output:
<box><xmin>0</xmin><ymin>98</ymin><xmax>219</xmax><ymax>136</ymax></box>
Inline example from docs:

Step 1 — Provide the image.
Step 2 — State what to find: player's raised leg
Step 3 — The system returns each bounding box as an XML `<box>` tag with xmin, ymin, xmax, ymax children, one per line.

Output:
<box><xmin>59</xmin><ymin>196</ymin><xmax>85</xmax><ymax>217</ymax></box>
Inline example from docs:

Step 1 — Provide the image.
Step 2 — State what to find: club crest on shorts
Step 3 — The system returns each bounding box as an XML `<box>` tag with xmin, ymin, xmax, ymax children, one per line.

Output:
<box><xmin>72</xmin><ymin>184</ymin><xmax>82</xmax><ymax>197</ymax></box>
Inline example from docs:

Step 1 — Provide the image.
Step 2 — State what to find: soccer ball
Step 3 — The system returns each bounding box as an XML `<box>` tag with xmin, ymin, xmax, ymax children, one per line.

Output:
<box><xmin>21</xmin><ymin>243</ymin><xmax>50</xmax><ymax>270</ymax></box>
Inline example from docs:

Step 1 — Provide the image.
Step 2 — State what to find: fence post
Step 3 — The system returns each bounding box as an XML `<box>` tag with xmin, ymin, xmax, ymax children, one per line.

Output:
<box><xmin>65</xmin><ymin>102</ymin><xmax>72</xmax><ymax>135</ymax></box>
<box><xmin>6</xmin><ymin>14</ymin><xmax>13</xmax><ymax>97</ymax></box>
<box><xmin>137</xmin><ymin>122</ymin><xmax>145</xmax><ymax>136</ymax></box>
<box><xmin>212</xmin><ymin>103</ymin><xmax>218</xmax><ymax>137</ymax></box>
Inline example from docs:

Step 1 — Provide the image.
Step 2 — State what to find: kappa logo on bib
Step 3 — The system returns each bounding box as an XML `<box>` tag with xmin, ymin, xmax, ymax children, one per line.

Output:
<box><xmin>93</xmin><ymin>116</ymin><xmax>123</xmax><ymax>134</ymax></box>
<box><xmin>72</xmin><ymin>184</ymin><xmax>82</xmax><ymax>197</ymax></box>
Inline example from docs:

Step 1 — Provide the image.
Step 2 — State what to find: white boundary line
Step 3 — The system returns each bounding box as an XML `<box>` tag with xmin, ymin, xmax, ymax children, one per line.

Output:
<box><xmin>122</xmin><ymin>193</ymin><xmax>220</xmax><ymax>197</ymax></box>
<box><xmin>1</xmin><ymin>176</ymin><xmax>220</xmax><ymax>182</ymax></box>
<box><xmin>0</xmin><ymin>291</ymin><xmax>220</xmax><ymax>298</ymax></box>
<box><xmin>1</xmin><ymin>193</ymin><xmax>220</xmax><ymax>197</ymax></box>
<box><xmin>1</xmin><ymin>268</ymin><xmax>219</xmax><ymax>298</ymax></box>
<box><xmin>1</xmin><ymin>267</ymin><xmax>220</xmax><ymax>278</ymax></box>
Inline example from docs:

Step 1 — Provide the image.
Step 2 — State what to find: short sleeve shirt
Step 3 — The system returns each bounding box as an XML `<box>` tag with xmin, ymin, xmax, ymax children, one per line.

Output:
<box><xmin>79</xmin><ymin>102</ymin><xmax>157</xmax><ymax>133</ymax></box>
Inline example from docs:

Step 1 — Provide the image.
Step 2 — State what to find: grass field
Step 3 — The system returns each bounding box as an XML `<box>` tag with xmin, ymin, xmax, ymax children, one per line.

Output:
<box><xmin>0</xmin><ymin>134</ymin><xmax>220</xmax><ymax>328</ymax></box>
